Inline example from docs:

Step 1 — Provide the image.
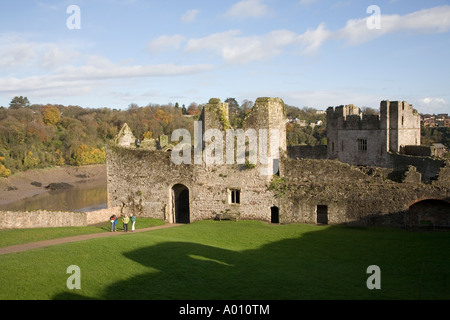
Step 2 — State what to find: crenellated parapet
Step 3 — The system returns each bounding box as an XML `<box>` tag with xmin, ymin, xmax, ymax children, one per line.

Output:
<box><xmin>326</xmin><ymin>105</ymin><xmax>380</xmax><ymax>130</ymax></box>
<box><xmin>326</xmin><ymin>100</ymin><xmax>422</xmax><ymax>167</ymax></box>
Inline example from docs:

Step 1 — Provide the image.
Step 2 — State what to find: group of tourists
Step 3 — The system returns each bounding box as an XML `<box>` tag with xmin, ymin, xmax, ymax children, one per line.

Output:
<box><xmin>109</xmin><ymin>213</ymin><xmax>136</xmax><ymax>232</ymax></box>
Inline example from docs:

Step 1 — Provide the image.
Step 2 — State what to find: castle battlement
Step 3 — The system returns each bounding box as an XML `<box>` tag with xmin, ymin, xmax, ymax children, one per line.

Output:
<box><xmin>327</xmin><ymin>105</ymin><xmax>381</xmax><ymax>130</ymax></box>
<box><xmin>327</xmin><ymin>100</ymin><xmax>421</xmax><ymax>167</ymax></box>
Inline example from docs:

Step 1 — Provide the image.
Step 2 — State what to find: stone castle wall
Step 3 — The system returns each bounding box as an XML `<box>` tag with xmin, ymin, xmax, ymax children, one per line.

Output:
<box><xmin>107</xmin><ymin>97</ymin><xmax>450</xmax><ymax>228</ymax></box>
<box><xmin>277</xmin><ymin>157</ymin><xmax>450</xmax><ymax>227</ymax></box>
<box><xmin>0</xmin><ymin>207</ymin><xmax>118</xmax><ymax>229</ymax></box>
<box><xmin>107</xmin><ymin>97</ymin><xmax>287</xmax><ymax>223</ymax></box>
<box><xmin>107</xmin><ymin>143</ymin><xmax>279</xmax><ymax>223</ymax></box>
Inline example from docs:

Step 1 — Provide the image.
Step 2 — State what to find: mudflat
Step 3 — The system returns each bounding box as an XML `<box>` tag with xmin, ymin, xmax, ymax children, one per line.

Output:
<box><xmin>0</xmin><ymin>165</ymin><xmax>107</xmax><ymax>206</ymax></box>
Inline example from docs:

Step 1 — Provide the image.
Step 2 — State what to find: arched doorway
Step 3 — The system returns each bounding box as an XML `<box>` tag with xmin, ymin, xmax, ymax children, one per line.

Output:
<box><xmin>172</xmin><ymin>184</ymin><xmax>190</xmax><ymax>224</ymax></box>
<box><xmin>407</xmin><ymin>199</ymin><xmax>450</xmax><ymax>229</ymax></box>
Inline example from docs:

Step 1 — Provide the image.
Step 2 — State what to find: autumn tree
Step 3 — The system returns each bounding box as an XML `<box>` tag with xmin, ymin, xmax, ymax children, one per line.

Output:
<box><xmin>71</xmin><ymin>144</ymin><xmax>106</xmax><ymax>166</ymax></box>
<box><xmin>187</xmin><ymin>103</ymin><xmax>201</xmax><ymax>116</ymax></box>
<box><xmin>42</xmin><ymin>105</ymin><xmax>61</xmax><ymax>125</ymax></box>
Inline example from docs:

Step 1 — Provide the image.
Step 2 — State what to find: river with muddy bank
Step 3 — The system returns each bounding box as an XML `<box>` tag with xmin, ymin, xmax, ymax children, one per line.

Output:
<box><xmin>0</xmin><ymin>165</ymin><xmax>107</xmax><ymax>212</ymax></box>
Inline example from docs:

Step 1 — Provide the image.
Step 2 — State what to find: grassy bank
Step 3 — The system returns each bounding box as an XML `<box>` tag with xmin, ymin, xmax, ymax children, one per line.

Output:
<box><xmin>0</xmin><ymin>220</ymin><xmax>449</xmax><ymax>300</ymax></box>
<box><xmin>0</xmin><ymin>217</ymin><xmax>164</xmax><ymax>247</ymax></box>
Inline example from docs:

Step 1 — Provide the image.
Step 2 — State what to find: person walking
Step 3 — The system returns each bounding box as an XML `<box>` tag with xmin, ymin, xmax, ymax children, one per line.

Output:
<box><xmin>130</xmin><ymin>213</ymin><xmax>136</xmax><ymax>231</ymax></box>
<box><xmin>122</xmin><ymin>214</ymin><xmax>130</xmax><ymax>232</ymax></box>
<box><xmin>113</xmin><ymin>214</ymin><xmax>118</xmax><ymax>232</ymax></box>
<box><xmin>110</xmin><ymin>215</ymin><xmax>117</xmax><ymax>232</ymax></box>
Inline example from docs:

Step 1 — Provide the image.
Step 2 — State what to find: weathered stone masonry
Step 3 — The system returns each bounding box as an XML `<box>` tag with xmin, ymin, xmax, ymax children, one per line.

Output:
<box><xmin>107</xmin><ymin>98</ymin><xmax>284</xmax><ymax>224</ymax></box>
<box><xmin>326</xmin><ymin>101</ymin><xmax>421</xmax><ymax>168</ymax></box>
<box><xmin>107</xmin><ymin>97</ymin><xmax>450</xmax><ymax>228</ymax></box>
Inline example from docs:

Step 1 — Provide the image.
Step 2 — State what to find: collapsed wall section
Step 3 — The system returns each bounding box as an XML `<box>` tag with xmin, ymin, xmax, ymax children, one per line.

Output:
<box><xmin>276</xmin><ymin>157</ymin><xmax>450</xmax><ymax>227</ymax></box>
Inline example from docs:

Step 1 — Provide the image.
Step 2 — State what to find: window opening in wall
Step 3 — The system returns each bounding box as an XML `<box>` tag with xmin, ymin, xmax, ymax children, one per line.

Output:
<box><xmin>402</xmin><ymin>116</ymin><xmax>404</xmax><ymax>126</ymax></box>
<box><xmin>357</xmin><ymin>138</ymin><xmax>367</xmax><ymax>151</ymax></box>
<box><xmin>230</xmin><ymin>189</ymin><xmax>240</xmax><ymax>204</ymax></box>
<box><xmin>331</xmin><ymin>142</ymin><xmax>335</xmax><ymax>152</ymax></box>
<box><xmin>273</xmin><ymin>158</ymin><xmax>280</xmax><ymax>176</ymax></box>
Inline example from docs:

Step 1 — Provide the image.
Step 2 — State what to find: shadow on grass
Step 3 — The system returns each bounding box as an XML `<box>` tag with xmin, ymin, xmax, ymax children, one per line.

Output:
<box><xmin>52</xmin><ymin>224</ymin><xmax>450</xmax><ymax>300</ymax></box>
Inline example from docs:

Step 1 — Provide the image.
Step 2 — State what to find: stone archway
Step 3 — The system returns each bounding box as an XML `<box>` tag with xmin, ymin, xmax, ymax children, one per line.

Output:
<box><xmin>407</xmin><ymin>199</ymin><xmax>450</xmax><ymax>229</ymax></box>
<box><xmin>172</xmin><ymin>184</ymin><xmax>190</xmax><ymax>224</ymax></box>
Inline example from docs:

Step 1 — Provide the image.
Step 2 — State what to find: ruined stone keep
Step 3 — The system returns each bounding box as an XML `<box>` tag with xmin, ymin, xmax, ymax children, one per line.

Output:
<box><xmin>107</xmin><ymin>98</ymin><xmax>450</xmax><ymax>229</ymax></box>
<box><xmin>326</xmin><ymin>101</ymin><xmax>421</xmax><ymax>167</ymax></box>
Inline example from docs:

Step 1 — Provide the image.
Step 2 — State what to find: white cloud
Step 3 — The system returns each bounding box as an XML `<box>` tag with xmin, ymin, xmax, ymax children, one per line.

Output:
<box><xmin>0</xmin><ymin>61</ymin><xmax>214</xmax><ymax>103</ymax></box>
<box><xmin>0</xmin><ymin>35</ymin><xmax>37</xmax><ymax>69</ymax></box>
<box><xmin>148</xmin><ymin>35</ymin><xmax>186</xmax><ymax>53</ymax></box>
<box><xmin>182</xmin><ymin>5</ymin><xmax>450</xmax><ymax>63</ymax></box>
<box><xmin>40</xmin><ymin>44</ymin><xmax>81</xmax><ymax>68</ymax></box>
<box><xmin>181</xmin><ymin>9</ymin><xmax>200</xmax><ymax>23</ymax></box>
<box><xmin>185</xmin><ymin>29</ymin><xmax>300</xmax><ymax>64</ymax></box>
<box><xmin>0</xmin><ymin>34</ymin><xmax>82</xmax><ymax>70</ymax></box>
<box><xmin>184</xmin><ymin>30</ymin><xmax>241</xmax><ymax>54</ymax></box>
<box><xmin>298</xmin><ymin>23</ymin><xmax>331</xmax><ymax>54</ymax></box>
<box><xmin>420</xmin><ymin>97</ymin><xmax>447</xmax><ymax>105</ymax></box>
<box><xmin>225</xmin><ymin>0</ymin><xmax>269</xmax><ymax>19</ymax></box>
<box><xmin>0</xmin><ymin>34</ymin><xmax>213</xmax><ymax>98</ymax></box>
<box><xmin>335</xmin><ymin>5</ymin><xmax>450</xmax><ymax>46</ymax></box>
<box><xmin>415</xmin><ymin>97</ymin><xmax>449</xmax><ymax>114</ymax></box>
<box><xmin>0</xmin><ymin>62</ymin><xmax>213</xmax><ymax>90</ymax></box>
<box><xmin>59</xmin><ymin>62</ymin><xmax>213</xmax><ymax>80</ymax></box>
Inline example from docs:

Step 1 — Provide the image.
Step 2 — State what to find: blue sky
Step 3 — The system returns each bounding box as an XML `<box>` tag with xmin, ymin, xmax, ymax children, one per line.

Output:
<box><xmin>0</xmin><ymin>0</ymin><xmax>449</xmax><ymax>113</ymax></box>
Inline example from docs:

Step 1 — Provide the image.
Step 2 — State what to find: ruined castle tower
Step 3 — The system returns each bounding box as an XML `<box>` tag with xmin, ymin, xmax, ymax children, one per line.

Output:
<box><xmin>327</xmin><ymin>100</ymin><xmax>421</xmax><ymax>167</ymax></box>
<box><xmin>243</xmin><ymin>97</ymin><xmax>287</xmax><ymax>175</ymax></box>
<box><xmin>198</xmin><ymin>97</ymin><xmax>286</xmax><ymax>175</ymax></box>
<box><xmin>380</xmin><ymin>100</ymin><xmax>421</xmax><ymax>153</ymax></box>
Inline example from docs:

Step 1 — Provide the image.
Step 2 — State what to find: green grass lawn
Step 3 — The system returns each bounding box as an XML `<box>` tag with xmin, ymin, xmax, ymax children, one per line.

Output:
<box><xmin>0</xmin><ymin>220</ymin><xmax>449</xmax><ymax>300</ymax></box>
<box><xmin>0</xmin><ymin>217</ymin><xmax>165</xmax><ymax>247</ymax></box>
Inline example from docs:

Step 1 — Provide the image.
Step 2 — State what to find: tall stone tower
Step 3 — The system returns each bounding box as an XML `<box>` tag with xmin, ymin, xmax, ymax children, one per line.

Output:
<box><xmin>326</xmin><ymin>100</ymin><xmax>422</xmax><ymax>168</ymax></box>
<box><xmin>380</xmin><ymin>101</ymin><xmax>421</xmax><ymax>153</ymax></box>
<box><xmin>200</xmin><ymin>98</ymin><xmax>230</xmax><ymax>133</ymax></box>
<box><xmin>243</xmin><ymin>97</ymin><xmax>287</xmax><ymax>175</ymax></box>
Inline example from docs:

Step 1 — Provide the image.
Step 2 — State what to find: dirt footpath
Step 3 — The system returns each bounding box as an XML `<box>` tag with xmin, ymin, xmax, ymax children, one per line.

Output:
<box><xmin>0</xmin><ymin>165</ymin><xmax>107</xmax><ymax>206</ymax></box>
<box><xmin>0</xmin><ymin>223</ymin><xmax>183</xmax><ymax>255</ymax></box>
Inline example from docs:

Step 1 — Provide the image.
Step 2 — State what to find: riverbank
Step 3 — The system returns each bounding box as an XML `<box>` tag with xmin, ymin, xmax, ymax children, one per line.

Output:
<box><xmin>0</xmin><ymin>165</ymin><xmax>107</xmax><ymax>206</ymax></box>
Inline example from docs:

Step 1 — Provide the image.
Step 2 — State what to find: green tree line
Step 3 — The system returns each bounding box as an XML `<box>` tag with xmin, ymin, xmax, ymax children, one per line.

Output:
<box><xmin>421</xmin><ymin>126</ymin><xmax>450</xmax><ymax>149</ymax></box>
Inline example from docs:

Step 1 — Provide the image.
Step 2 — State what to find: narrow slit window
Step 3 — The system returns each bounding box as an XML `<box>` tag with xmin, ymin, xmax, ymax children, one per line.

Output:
<box><xmin>230</xmin><ymin>189</ymin><xmax>240</xmax><ymax>204</ymax></box>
